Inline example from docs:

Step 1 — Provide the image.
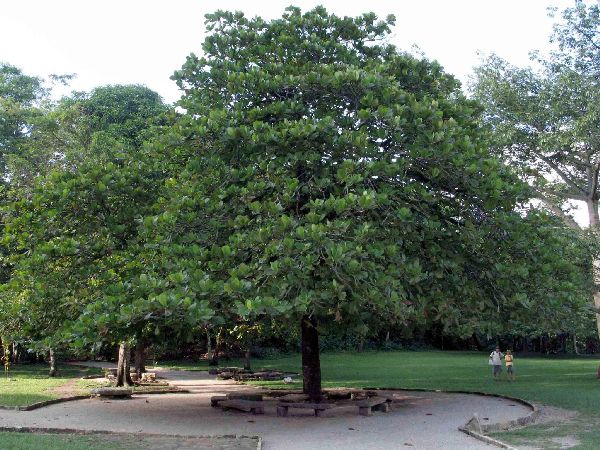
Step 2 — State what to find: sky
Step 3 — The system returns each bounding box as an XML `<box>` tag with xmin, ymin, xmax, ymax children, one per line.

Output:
<box><xmin>0</xmin><ymin>0</ymin><xmax>591</xmax><ymax>223</ymax></box>
<box><xmin>1</xmin><ymin>0</ymin><xmax>578</xmax><ymax>104</ymax></box>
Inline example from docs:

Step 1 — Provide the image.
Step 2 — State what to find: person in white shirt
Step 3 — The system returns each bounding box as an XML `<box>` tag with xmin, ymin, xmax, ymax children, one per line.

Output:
<box><xmin>489</xmin><ymin>346</ymin><xmax>504</xmax><ymax>380</ymax></box>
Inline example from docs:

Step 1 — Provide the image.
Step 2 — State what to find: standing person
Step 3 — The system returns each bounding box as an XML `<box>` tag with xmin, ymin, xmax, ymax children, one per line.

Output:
<box><xmin>489</xmin><ymin>346</ymin><xmax>504</xmax><ymax>380</ymax></box>
<box><xmin>504</xmin><ymin>350</ymin><xmax>515</xmax><ymax>381</ymax></box>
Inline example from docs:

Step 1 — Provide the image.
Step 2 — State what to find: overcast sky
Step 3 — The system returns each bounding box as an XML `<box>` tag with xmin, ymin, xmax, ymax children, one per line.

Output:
<box><xmin>1</xmin><ymin>0</ymin><xmax>577</xmax><ymax>103</ymax></box>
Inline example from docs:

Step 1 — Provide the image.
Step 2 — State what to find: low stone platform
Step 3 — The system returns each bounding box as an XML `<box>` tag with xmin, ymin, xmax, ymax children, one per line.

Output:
<box><xmin>90</xmin><ymin>387</ymin><xmax>133</xmax><ymax>398</ymax></box>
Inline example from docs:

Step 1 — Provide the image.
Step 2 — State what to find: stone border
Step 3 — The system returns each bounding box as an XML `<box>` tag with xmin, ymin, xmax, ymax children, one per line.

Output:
<box><xmin>2</xmin><ymin>377</ymin><xmax>536</xmax><ymax>449</ymax></box>
<box><xmin>0</xmin><ymin>396</ymin><xmax>90</xmax><ymax>412</ymax></box>
<box><xmin>459</xmin><ymin>426</ymin><xmax>518</xmax><ymax>450</ymax></box>
<box><xmin>0</xmin><ymin>389</ymin><xmax>191</xmax><ymax>411</ymax></box>
<box><xmin>0</xmin><ymin>426</ymin><xmax>262</xmax><ymax>450</ymax></box>
<box><xmin>362</xmin><ymin>386</ymin><xmax>539</xmax><ymax>449</ymax></box>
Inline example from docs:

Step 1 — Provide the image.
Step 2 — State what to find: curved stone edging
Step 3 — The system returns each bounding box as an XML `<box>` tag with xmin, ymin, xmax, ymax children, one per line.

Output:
<box><xmin>0</xmin><ymin>426</ymin><xmax>261</xmax><ymax>449</ymax></box>
<box><xmin>0</xmin><ymin>396</ymin><xmax>90</xmax><ymax>412</ymax></box>
<box><xmin>0</xmin><ymin>388</ymin><xmax>191</xmax><ymax>412</ymax></box>
<box><xmin>361</xmin><ymin>386</ymin><xmax>539</xmax><ymax>449</ymax></box>
<box><xmin>458</xmin><ymin>426</ymin><xmax>519</xmax><ymax>450</ymax></box>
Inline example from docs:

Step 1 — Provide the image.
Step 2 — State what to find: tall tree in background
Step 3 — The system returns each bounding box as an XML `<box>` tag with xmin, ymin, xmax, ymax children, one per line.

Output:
<box><xmin>0</xmin><ymin>63</ymin><xmax>47</xmax><ymax>180</ymax></box>
<box><xmin>472</xmin><ymin>2</ymin><xmax>600</xmax><ymax>337</ymax></box>
<box><xmin>164</xmin><ymin>6</ymin><xmax>530</xmax><ymax>401</ymax></box>
<box><xmin>1</xmin><ymin>84</ymin><xmax>170</xmax><ymax>380</ymax></box>
<box><xmin>6</xmin><ymin>84</ymin><xmax>168</xmax><ymax>188</ymax></box>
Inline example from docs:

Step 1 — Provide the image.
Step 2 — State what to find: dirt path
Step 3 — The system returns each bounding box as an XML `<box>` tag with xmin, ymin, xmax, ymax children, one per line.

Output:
<box><xmin>1</xmin><ymin>361</ymin><xmax>534</xmax><ymax>449</ymax></box>
<box><xmin>48</xmin><ymin>377</ymin><xmax>81</xmax><ymax>396</ymax></box>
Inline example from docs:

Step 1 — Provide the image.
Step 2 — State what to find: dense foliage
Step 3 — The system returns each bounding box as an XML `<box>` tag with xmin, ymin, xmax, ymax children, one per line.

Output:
<box><xmin>472</xmin><ymin>2</ymin><xmax>600</xmax><ymax>338</ymax></box>
<box><xmin>0</xmin><ymin>5</ymin><xmax>595</xmax><ymax>390</ymax></box>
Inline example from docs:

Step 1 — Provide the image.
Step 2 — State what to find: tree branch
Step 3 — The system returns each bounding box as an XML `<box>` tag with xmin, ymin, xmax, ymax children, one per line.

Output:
<box><xmin>542</xmin><ymin>187</ymin><xmax>588</xmax><ymax>202</ymax></box>
<box><xmin>536</xmin><ymin>192</ymin><xmax>581</xmax><ymax>229</ymax></box>
<box><xmin>537</xmin><ymin>153</ymin><xmax>589</xmax><ymax>197</ymax></box>
<box><xmin>590</xmin><ymin>161</ymin><xmax>600</xmax><ymax>199</ymax></box>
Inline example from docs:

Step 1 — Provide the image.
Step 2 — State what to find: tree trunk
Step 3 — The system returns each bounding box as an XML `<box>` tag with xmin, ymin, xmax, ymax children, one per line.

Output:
<box><xmin>116</xmin><ymin>342</ymin><xmax>133</xmax><ymax>387</ymax></box>
<box><xmin>48</xmin><ymin>347</ymin><xmax>57</xmax><ymax>377</ymax></box>
<box><xmin>134</xmin><ymin>341</ymin><xmax>146</xmax><ymax>378</ymax></box>
<box><xmin>12</xmin><ymin>342</ymin><xmax>18</xmax><ymax>364</ymax></box>
<box><xmin>573</xmin><ymin>334</ymin><xmax>580</xmax><ymax>355</ymax></box>
<box><xmin>209</xmin><ymin>329</ymin><xmax>222</xmax><ymax>366</ymax></box>
<box><xmin>357</xmin><ymin>337</ymin><xmax>364</xmax><ymax>353</ymax></box>
<box><xmin>244</xmin><ymin>349</ymin><xmax>252</xmax><ymax>371</ymax></box>
<box><xmin>206</xmin><ymin>330</ymin><xmax>213</xmax><ymax>362</ymax></box>
<box><xmin>593</xmin><ymin>260</ymin><xmax>600</xmax><ymax>340</ymax></box>
<box><xmin>471</xmin><ymin>332</ymin><xmax>484</xmax><ymax>351</ymax></box>
<box><xmin>301</xmin><ymin>315</ymin><xmax>322</xmax><ymax>402</ymax></box>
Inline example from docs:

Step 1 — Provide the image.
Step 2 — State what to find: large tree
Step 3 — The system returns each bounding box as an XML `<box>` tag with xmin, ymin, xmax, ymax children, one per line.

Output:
<box><xmin>151</xmin><ymin>6</ymin><xmax>533</xmax><ymax>401</ymax></box>
<box><xmin>472</xmin><ymin>2</ymin><xmax>600</xmax><ymax>337</ymax></box>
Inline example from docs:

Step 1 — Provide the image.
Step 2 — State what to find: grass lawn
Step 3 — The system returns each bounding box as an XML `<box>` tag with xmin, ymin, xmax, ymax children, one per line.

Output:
<box><xmin>3</xmin><ymin>352</ymin><xmax>599</xmax><ymax>448</ymax></box>
<box><xmin>160</xmin><ymin>350</ymin><xmax>600</xmax><ymax>449</ymax></box>
<box><xmin>0</xmin><ymin>364</ymin><xmax>101</xmax><ymax>407</ymax></box>
<box><xmin>0</xmin><ymin>432</ymin><xmax>123</xmax><ymax>450</ymax></box>
<box><xmin>0</xmin><ymin>432</ymin><xmax>259</xmax><ymax>450</ymax></box>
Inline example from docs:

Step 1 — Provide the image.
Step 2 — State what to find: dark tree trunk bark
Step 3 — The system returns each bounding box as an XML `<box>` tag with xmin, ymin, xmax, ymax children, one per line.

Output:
<box><xmin>244</xmin><ymin>348</ymin><xmax>252</xmax><ymax>371</ymax></box>
<box><xmin>301</xmin><ymin>315</ymin><xmax>322</xmax><ymax>403</ymax></box>
<box><xmin>134</xmin><ymin>341</ymin><xmax>146</xmax><ymax>378</ymax></box>
<box><xmin>471</xmin><ymin>333</ymin><xmax>484</xmax><ymax>351</ymax></box>
<box><xmin>116</xmin><ymin>342</ymin><xmax>133</xmax><ymax>387</ymax></box>
<box><xmin>48</xmin><ymin>347</ymin><xmax>57</xmax><ymax>377</ymax></box>
<box><xmin>206</xmin><ymin>330</ymin><xmax>213</xmax><ymax>362</ymax></box>
<box><xmin>243</xmin><ymin>334</ymin><xmax>252</xmax><ymax>371</ymax></box>
<box><xmin>357</xmin><ymin>337</ymin><xmax>364</xmax><ymax>353</ymax></box>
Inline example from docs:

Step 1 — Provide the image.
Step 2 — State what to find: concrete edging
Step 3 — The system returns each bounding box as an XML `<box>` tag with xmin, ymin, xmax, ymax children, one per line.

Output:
<box><xmin>0</xmin><ymin>388</ymin><xmax>191</xmax><ymax>412</ymax></box>
<box><xmin>0</xmin><ymin>396</ymin><xmax>90</xmax><ymax>412</ymax></box>
<box><xmin>458</xmin><ymin>426</ymin><xmax>519</xmax><ymax>450</ymax></box>
<box><xmin>361</xmin><ymin>386</ymin><xmax>539</xmax><ymax>449</ymax></box>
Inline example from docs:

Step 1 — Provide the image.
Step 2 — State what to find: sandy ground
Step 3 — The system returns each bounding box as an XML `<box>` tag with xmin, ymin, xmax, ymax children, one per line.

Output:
<box><xmin>0</xmin><ymin>362</ymin><xmax>534</xmax><ymax>450</ymax></box>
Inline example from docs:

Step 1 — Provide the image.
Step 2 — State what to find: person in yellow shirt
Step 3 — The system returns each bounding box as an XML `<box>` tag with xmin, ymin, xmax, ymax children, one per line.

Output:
<box><xmin>504</xmin><ymin>350</ymin><xmax>515</xmax><ymax>380</ymax></box>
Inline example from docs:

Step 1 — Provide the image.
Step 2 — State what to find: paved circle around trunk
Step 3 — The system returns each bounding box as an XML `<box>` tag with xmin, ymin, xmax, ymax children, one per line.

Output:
<box><xmin>0</xmin><ymin>363</ymin><xmax>532</xmax><ymax>449</ymax></box>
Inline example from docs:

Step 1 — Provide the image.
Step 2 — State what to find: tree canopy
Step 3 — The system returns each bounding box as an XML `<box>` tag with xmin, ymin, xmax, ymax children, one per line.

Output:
<box><xmin>0</xmin><ymin>5</ymin><xmax>595</xmax><ymax>390</ymax></box>
<box><xmin>143</xmin><ymin>6</ymin><xmax>583</xmax><ymax>399</ymax></box>
<box><xmin>472</xmin><ymin>2</ymin><xmax>600</xmax><ymax>337</ymax></box>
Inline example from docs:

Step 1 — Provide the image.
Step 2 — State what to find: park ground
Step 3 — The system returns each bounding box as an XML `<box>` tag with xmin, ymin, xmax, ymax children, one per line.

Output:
<box><xmin>1</xmin><ymin>350</ymin><xmax>599</xmax><ymax>449</ymax></box>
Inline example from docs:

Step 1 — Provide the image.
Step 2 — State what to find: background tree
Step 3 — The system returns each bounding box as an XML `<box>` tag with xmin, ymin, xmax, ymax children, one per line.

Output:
<box><xmin>1</xmin><ymin>84</ymin><xmax>172</xmax><ymax>381</ymax></box>
<box><xmin>0</xmin><ymin>63</ymin><xmax>47</xmax><ymax>180</ymax></box>
<box><xmin>472</xmin><ymin>3</ymin><xmax>600</xmax><ymax>337</ymax></box>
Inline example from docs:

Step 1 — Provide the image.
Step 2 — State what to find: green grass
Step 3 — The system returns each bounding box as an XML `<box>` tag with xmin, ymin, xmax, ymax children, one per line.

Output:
<box><xmin>0</xmin><ymin>432</ymin><xmax>258</xmax><ymax>450</ymax></box>
<box><xmin>156</xmin><ymin>350</ymin><xmax>600</xmax><ymax>413</ymax></box>
<box><xmin>4</xmin><ymin>352</ymin><xmax>600</xmax><ymax>448</ymax></box>
<box><xmin>162</xmin><ymin>350</ymin><xmax>600</xmax><ymax>449</ymax></box>
<box><xmin>0</xmin><ymin>364</ymin><xmax>101</xmax><ymax>407</ymax></box>
<box><xmin>0</xmin><ymin>432</ymin><xmax>124</xmax><ymax>450</ymax></box>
